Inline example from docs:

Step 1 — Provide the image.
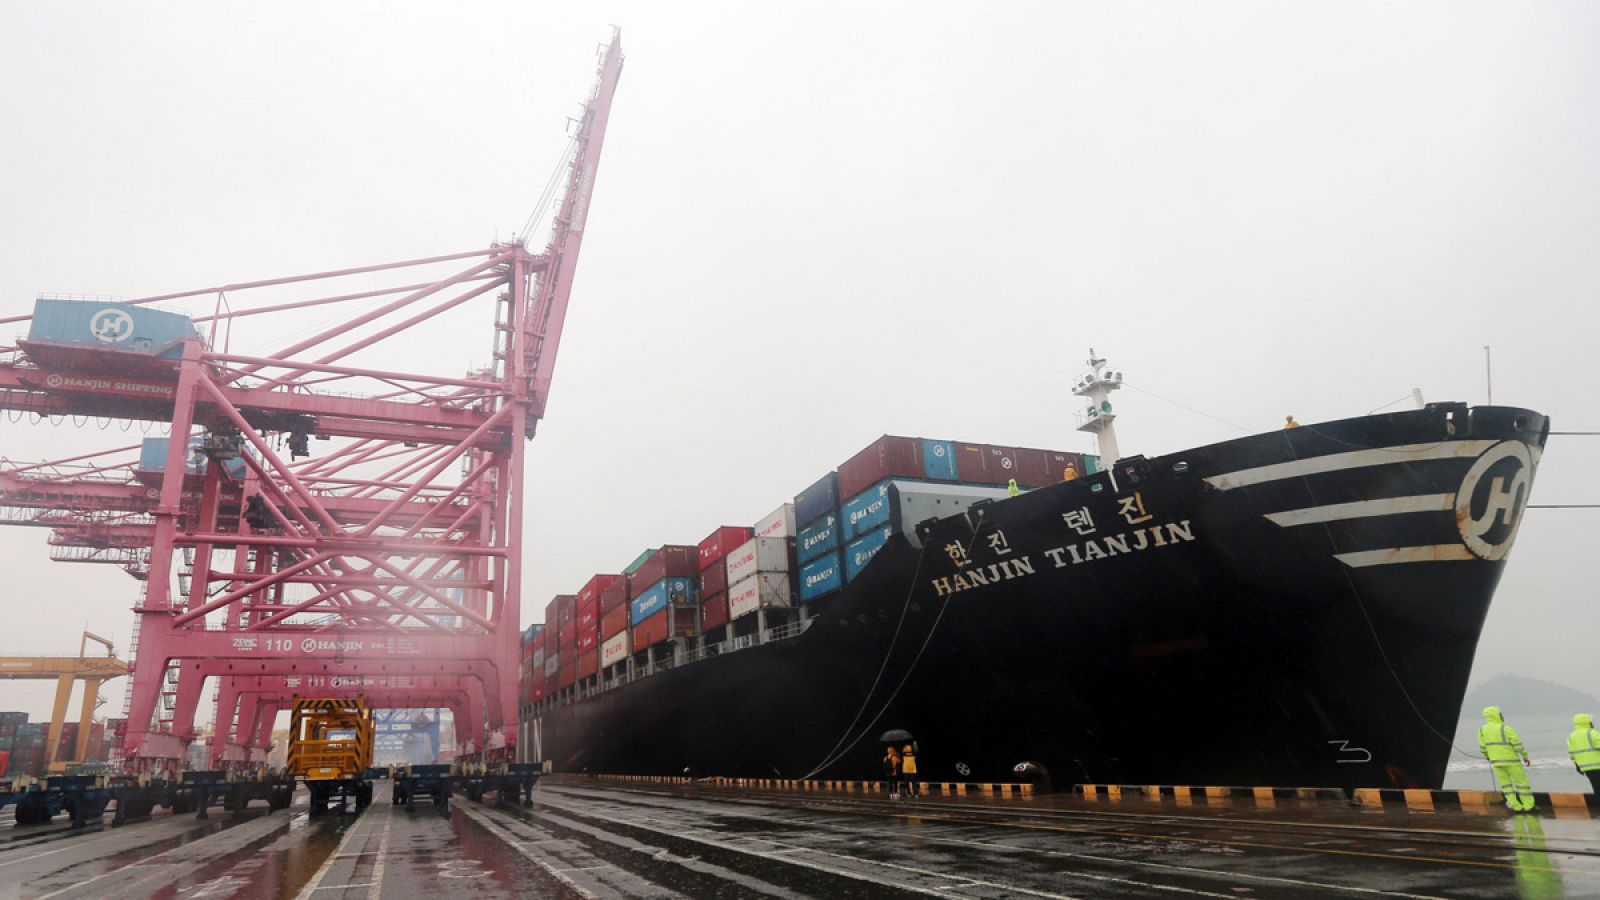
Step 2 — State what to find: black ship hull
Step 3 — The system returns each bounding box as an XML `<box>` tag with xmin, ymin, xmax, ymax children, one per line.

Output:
<box><xmin>531</xmin><ymin>403</ymin><xmax>1545</xmax><ymax>790</ymax></box>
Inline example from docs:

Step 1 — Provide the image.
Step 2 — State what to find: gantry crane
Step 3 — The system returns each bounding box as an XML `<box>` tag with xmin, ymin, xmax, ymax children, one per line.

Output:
<box><xmin>0</xmin><ymin>29</ymin><xmax>624</xmax><ymax>771</ymax></box>
<box><xmin>0</xmin><ymin>631</ymin><xmax>129</xmax><ymax>773</ymax></box>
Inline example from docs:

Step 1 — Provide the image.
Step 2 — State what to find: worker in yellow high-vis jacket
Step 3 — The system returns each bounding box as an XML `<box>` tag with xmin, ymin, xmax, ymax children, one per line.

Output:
<box><xmin>1567</xmin><ymin>713</ymin><xmax>1600</xmax><ymax>794</ymax></box>
<box><xmin>1479</xmin><ymin>706</ymin><xmax>1535</xmax><ymax>812</ymax></box>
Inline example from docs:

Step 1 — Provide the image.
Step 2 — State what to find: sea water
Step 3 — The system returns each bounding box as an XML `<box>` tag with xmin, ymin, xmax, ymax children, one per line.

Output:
<box><xmin>1444</xmin><ymin>711</ymin><xmax>1593</xmax><ymax>794</ymax></box>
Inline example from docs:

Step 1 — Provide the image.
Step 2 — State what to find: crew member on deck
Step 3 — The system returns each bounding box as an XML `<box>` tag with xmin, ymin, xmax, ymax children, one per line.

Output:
<box><xmin>1479</xmin><ymin>706</ymin><xmax>1536</xmax><ymax>812</ymax></box>
<box><xmin>1284</xmin><ymin>415</ymin><xmax>1300</xmax><ymax>429</ymax></box>
<box><xmin>1567</xmin><ymin>714</ymin><xmax>1600</xmax><ymax>793</ymax></box>
<box><xmin>1063</xmin><ymin>463</ymin><xmax>1078</xmax><ymax>481</ymax></box>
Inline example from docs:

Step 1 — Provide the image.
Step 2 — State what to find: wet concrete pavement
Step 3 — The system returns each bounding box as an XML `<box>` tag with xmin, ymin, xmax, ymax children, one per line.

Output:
<box><xmin>1</xmin><ymin>777</ymin><xmax>1598</xmax><ymax>897</ymax></box>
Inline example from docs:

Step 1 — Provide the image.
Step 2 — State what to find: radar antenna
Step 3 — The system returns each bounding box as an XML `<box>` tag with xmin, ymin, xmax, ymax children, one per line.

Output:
<box><xmin>1072</xmin><ymin>348</ymin><xmax>1123</xmax><ymax>465</ymax></box>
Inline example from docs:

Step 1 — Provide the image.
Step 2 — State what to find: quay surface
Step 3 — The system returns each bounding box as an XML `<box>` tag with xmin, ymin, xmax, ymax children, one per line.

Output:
<box><xmin>1</xmin><ymin>776</ymin><xmax>1597</xmax><ymax>898</ymax></box>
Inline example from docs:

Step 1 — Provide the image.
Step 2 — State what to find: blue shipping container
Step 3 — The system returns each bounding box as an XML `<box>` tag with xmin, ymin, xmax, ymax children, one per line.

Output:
<box><xmin>793</xmin><ymin>471</ymin><xmax>839</xmax><ymax>526</ymax></box>
<box><xmin>800</xmin><ymin>551</ymin><xmax>843</xmax><ymax>602</ymax></box>
<box><xmin>140</xmin><ymin>437</ymin><xmax>247</xmax><ymax>478</ymax></box>
<box><xmin>842</xmin><ymin>481</ymin><xmax>894</xmax><ymax>540</ymax></box>
<box><xmin>139</xmin><ymin>437</ymin><xmax>197</xmax><ymax>473</ymax></box>
<box><xmin>797</xmin><ymin>513</ymin><xmax>840</xmax><ymax>563</ymax></box>
<box><xmin>844</xmin><ymin>525</ymin><xmax>895</xmax><ymax>582</ymax></box>
<box><xmin>28</xmin><ymin>299</ymin><xmax>201</xmax><ymax>358</ymax></box>
<box><xmin>922</xmin><ymin>439</ymin><xmax>958</xmax><ymax>481</ymax></box>
<box><xmin>630</xmin><ymin>577</ymin><xmax>698</xmax><ymax>626</ymax></box>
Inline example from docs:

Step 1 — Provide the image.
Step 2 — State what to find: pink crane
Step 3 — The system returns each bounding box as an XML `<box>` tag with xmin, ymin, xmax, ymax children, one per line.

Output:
<box><xmin>0</xmin><ymin>30</ymin><xmax>624</xmax><ymax>771</ymax></box>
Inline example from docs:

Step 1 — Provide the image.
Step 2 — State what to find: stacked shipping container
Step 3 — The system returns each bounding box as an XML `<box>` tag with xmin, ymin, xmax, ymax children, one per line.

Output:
<box><xmin>599</xmin><ymin>576</ymin><xmax>632</xmax><ymax>673</ymax></box>
<box><xmin>697</xmin><ymin>525</ymin><xmax>751</xmax><ymax>634</ymax></box>
<box><xmin>520</xmin><ymin>624</ymin><xmax>544</xmax><ymax>709</ymax></box>
<box><xmin>576</xmin><ymin>574</ymin><xmax>620</xmax><ymax>681</ymax></box>
<box><xmin>0</xmin><ymin>712</ymin><xmax>109</xmax><ymax>776</ymax></box>
<box><xmin>797</xmin><ymin>436</ymin><xmax>1094</xmax><ymax>603</ymax></box>
<box><xmin>627</xmin><ymin>546</ymin><xmax>699</xmax><ymax>653</ymax></box>
<box><xmin>526</xmin><ymin>436</ymin><xmax>1093</xmax><ymax>714</ymax></box>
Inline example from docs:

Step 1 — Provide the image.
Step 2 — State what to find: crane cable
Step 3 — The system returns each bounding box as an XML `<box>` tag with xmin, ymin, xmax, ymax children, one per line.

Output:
<box><xmin>518</xmin><ymin>136</ymin><xmax>579</xmax><ymax>248</ymax></box>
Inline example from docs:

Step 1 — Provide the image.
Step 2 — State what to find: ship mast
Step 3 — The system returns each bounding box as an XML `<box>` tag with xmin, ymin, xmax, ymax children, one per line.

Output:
<box><xmin>1073</xmin><ymin>348</ymin><xmax>1123</xmax><ymax>465</ymax></box>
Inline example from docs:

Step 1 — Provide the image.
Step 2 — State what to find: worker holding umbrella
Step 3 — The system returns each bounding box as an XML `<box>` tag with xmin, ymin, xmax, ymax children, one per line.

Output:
<box><xmin>881</xmin><ymin>729</ymin><xmax>915</xmax><ymax>800</ymax></box>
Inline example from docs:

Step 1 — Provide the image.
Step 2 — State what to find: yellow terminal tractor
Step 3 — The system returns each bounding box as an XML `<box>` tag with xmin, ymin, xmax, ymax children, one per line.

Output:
<box><xmin>286</xmin><ymin>696</ymin><xmax>375</xmax><ymax>814</ymax></box>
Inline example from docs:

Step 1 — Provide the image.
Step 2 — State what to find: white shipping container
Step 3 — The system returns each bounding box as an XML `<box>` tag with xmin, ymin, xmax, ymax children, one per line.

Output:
<box><xmin>724</xmin><ymin>536</ymin><xmax>793</xmax><ymax>586</ymax></box>
<box><xmin>753</xmin><ymin>502</ymin><xmax>796</xmax><ymax>540</ymax></box>
<box><xmin>728</xmin><ymin>572</ymin><xmax>794</xmax><ymax>620</ymax></box>
<box><xmin>601</xmin><ymin>631</ymin><xmax>631</xmax><ymax>668</ymax></box>
<box><xmin>543</xmin><ymin>653</ymin><xmax>559</xmax><ymax>677</ymax></box>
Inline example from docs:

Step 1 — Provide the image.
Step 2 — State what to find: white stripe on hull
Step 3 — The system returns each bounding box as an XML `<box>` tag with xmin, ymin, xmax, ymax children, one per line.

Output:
<box><xmin>1333</xmin><ymin>545</ymin><xmax>1477</xmax><ymax>568</ymax></box>
<box><xmin>1204</xmin><ymin>440</ymin><xmax>1498</xmax><ymax>492</ymax></box>
<box><xmin>1264</xmin><ymin>494</ymin><xmax>1454</xmax><ymax>527</ymax></box>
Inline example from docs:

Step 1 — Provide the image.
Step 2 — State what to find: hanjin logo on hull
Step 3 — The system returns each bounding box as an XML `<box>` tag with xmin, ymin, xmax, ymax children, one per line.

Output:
<box><xmin>1455</xmin><ymin>441</ymin><xmax>1534</xmax><ymax>561</ymax></box>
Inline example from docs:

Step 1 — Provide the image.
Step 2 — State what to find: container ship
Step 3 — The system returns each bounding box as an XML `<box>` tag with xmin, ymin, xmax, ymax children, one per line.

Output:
<box><xmin>520</xmin><ymin>357</ymin><xmax>1545</xmax><ymax>790</ymax></box>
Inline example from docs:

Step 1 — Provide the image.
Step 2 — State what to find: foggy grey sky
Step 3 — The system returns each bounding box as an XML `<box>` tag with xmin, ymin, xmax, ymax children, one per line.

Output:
<box><xmin>0</xmin><ymin>2</ymin><xmax>1595</xmax><ymax>722</ymax></box>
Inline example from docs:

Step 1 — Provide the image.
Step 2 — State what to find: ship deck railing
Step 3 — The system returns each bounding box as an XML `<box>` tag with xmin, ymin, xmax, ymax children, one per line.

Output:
<box><xmin>680</xmin><ymin>618</ymin><xmax>811</xmax><ymax>667</ymax></box>
<box><xmin>556</xmin><ymin>618</ymin><xmax>816</xmax><ymax>712</ymax></box>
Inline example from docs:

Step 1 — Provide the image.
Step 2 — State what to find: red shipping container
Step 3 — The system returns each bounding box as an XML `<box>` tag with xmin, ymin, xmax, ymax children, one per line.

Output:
<box><xmin>1011</xmin><ymin>447</ymin><xmax>1085</xmax><ymax>488</ymax></box>
<box><xmin>632</xmin><ymin>609</ymin><xmax>669</xmax><ymax>650</ymax></box>
<box><xmin>558</xmin><ymin>660</ymin><xmax>577</xmax><ymax>689</ymax></box>
<box><xmin>983</xmin><ymin>445</ymin><xmax>1023</xmax><ymax>484</ymax></box>
<box><xmin>576</xmin><ymin>597</ymin><xmax>598</xmax><ymax>632</ymax></box>
<box><xmin>671</xmin><ymin>607</ymin><xmax>698</xmax><ymax>639</ymax></box>
<box><xmin>700</xmin><ymin>590</ymin><xmax>729</xmax><ymax>631</ymax></box>
<box><xmin>544</xmin><ymin>594</ymin><xmax>576</xmax><ymax>630</ymax></box>
<box><xmin>626</xmin><ymin>546</ymin><xmax>699</xmax><ymax>592</ymax></box>
<box><xmin>577</xmin><ymin>620</ymin><xmax>598</xmax><ymax>652</ymax></box>
<box><xmin>599</xmin><ymin>577</ymin><xmax>631</xmax><ymax>615</ymax></box>
<box><xmin>601</xmin><ymin>605</ymin><xmax>628</xmax><ymax>639</ymax></box>
<box><xmin>698</xmin><ymin>526</ymin><xmax>753</xmax><ymax>571</ymax></box>
<box><xmin>954</xmin><ymin>442</ymin><xmax>989</xmax><ymax>483</ymax></box>
<box><xmin>1045</xmin><ymin>449</ymin><xmax>1087</xmax><ymax>483</ymax></box>
<box><xmin>579</xmin><ymin>574</ymin><xmax>621</xmax><ymax>611</ymax></box>
<box><xmin>578</xmin><ymin>648</ymin><xmax>598</xmax><ymax>679</ymax></box>
<box><xmin>838</xmin><ymin>436</ymin><xmax>924</xmax><ymax>499</ymax></box>
<box><xmin>700</xmin><ymin>556</ymin><xmax>728</xmax><ymax>596</ymax></box>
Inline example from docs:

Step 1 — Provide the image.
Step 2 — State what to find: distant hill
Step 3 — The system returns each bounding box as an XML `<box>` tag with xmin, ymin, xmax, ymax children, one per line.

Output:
<box><xmin>1462</xmin><ymin>674</ymin><xmax>1600</xmax><ymax>716</ymax></box>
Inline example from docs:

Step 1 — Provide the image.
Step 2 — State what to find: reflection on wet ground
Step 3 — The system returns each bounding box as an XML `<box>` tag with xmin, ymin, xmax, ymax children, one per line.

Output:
<box><xmin>1</xmin><ymin>777</ymin><xmax>1597</xmax><ymax>897</ymax></box>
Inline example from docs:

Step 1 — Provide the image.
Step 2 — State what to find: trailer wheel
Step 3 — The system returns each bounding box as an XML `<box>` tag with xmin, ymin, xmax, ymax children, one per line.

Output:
<box><xmin>16</xmin><ymin>795</ymin><xmax>48</xmax><ymax>826</ymax></box>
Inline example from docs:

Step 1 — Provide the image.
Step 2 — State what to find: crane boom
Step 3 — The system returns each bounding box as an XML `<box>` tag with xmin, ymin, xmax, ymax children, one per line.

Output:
<box><xmin>521</xmin><ymin>29</ymin><xmax>625</xmax><ymax>426</ymax></box>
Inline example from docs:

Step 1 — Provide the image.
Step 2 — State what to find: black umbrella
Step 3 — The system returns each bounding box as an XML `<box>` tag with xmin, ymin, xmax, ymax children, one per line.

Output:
<box><xmin>879</xmin><ymin>729</ymin><xmax>914</xmax><ymax>743</ymax></box>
